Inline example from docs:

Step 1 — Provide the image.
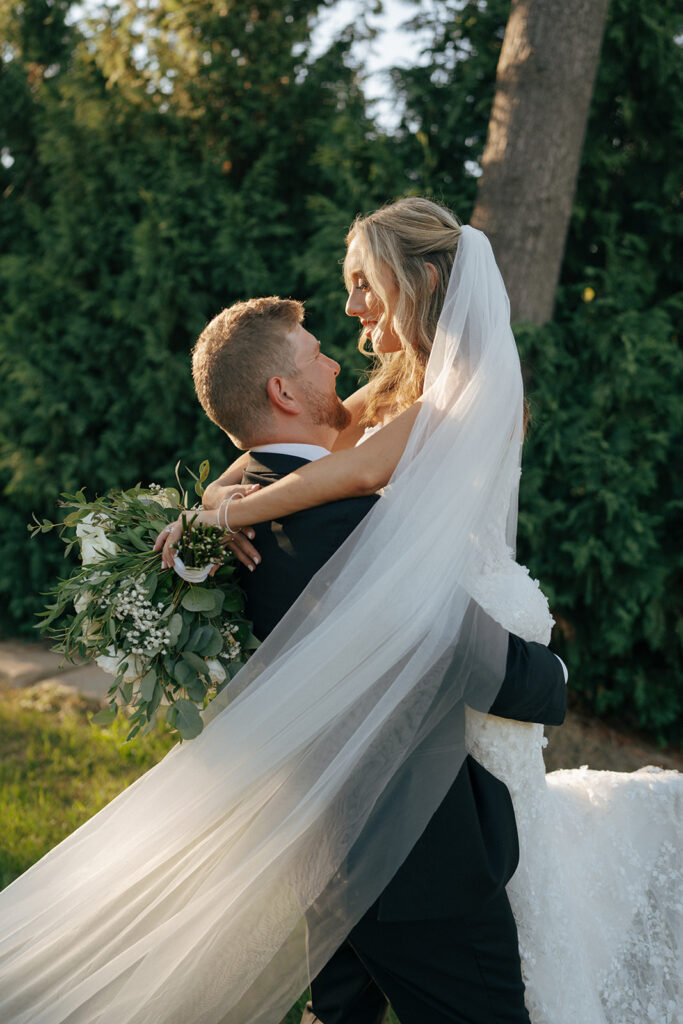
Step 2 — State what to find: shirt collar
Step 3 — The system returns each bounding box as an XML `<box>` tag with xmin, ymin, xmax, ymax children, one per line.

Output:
<box><xmin>249</xmin><ymin>442</ymin><xmax>331</xmax><ymax>462</ymax></box>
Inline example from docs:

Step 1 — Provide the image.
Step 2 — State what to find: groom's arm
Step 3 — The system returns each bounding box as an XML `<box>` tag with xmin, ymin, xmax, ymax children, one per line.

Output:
<box><xmin>487</xmin><ymin>635</ymin><xmax>567</xmax><ymax>726</ymax></box>
<box><xmin>453</xmin><ymin>603</ymin><xmax>567</xmax><ymax>725</ymax></box>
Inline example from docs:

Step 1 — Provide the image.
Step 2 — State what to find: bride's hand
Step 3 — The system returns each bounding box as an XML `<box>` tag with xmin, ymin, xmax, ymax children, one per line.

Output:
<box><xmin>152</xmin><ymin>485</ymin><xmax>262</xmax><ymax>572</ymax></box>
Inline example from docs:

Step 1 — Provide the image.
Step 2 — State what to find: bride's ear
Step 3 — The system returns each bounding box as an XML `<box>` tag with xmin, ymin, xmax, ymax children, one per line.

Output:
<box><xmin>425</xmin><ymin>262</ymin><xmax>438</xmax><ymax>294</ymax></box>
<box><xmin>266</xmin><ymin>376</ymin><xmax>301</xmax><ymax>416</ymax></box>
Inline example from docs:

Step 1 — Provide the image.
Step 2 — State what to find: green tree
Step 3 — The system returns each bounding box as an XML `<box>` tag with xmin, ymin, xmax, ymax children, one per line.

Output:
<box><xmin>0</xmin><ymin>0</ymin><xmax>396</xmax><ymax>633</ymax></box>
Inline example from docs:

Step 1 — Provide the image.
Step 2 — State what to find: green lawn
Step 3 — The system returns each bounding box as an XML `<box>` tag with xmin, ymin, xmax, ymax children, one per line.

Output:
<box><xmin>0</xmin><ymin>683</ymin><xmax>397</xmax><ymax>1023</ymax></box>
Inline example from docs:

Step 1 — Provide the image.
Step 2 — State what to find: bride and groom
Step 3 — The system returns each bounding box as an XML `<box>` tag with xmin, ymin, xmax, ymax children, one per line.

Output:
<box><xmin>190</xmin><ymin>293</ymin><xmax>568</xmax><ymax>1022</ymax></box>
<box><xmin>0</xmin><ymin>199</ymin><xmax>679</xmax><ymax>1024</ymax></box>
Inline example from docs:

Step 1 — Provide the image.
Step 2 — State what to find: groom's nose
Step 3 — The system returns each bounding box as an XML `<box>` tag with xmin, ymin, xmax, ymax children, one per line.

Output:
<box><xmin>325</xmin><ymin>354</ymin><xmax>341</xmax><ymax>376</ymax></box>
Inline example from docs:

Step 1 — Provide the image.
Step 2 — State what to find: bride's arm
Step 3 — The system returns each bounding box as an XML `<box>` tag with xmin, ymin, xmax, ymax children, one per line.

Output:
<box><xmin>202</xmin><ymin>452</ymin><xmax>252</xmax><ymax>510</ymax></box>
<box><xmin>198</xmin><ymin>452</ymin><xmax>262</xmax><ymax>571</ymax></box>
<box><xmin>201</xmin><ymin>379</ymin><xmax>373</xmax><ymax>505</ymax></box>
<box><xmin>223</xmin><ymin>401</ymin><xmax>420</xmax><ymax>529</ymax></box>
<box><xmin>155</xmin><ymin>402</ymin><xmax>421</xmax><ymax>567</ymax></box>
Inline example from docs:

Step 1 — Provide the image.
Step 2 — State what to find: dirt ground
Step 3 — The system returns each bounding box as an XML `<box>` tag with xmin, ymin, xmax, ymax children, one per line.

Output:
<box><xmin>544</xmin><ymin>705</ymin><xmax>681</xmax><ymax>773</ymax></box>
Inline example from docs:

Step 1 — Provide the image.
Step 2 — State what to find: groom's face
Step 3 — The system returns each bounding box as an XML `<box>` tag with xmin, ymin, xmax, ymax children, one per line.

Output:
<box><xmin>285</xmin><ymin>325</ymin><xmax>351</xmax><ymax>432</ymax></box>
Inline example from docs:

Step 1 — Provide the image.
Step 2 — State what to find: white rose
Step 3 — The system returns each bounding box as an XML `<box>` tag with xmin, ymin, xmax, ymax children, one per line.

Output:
<box><xmin>205</xmin><ymin>659</ymin><xmax>226</xmax><ymax>685</ymax></box>
<box><xmin>77</xmin><ymin>513</ymin><xmax>117</xmax><ymax>565</ymax></box>
<box><xmin>95</xmin><ymin>646</ymin><xmax>143</xmax><ymax>681</ymax></box>
<box><xmin>95</xmin><ymin>646</ymin><xmax>122</xmax><ymax>676</ymax></box>
<box><xmin>140</xmin><ymin>487</ymin><xmax>176</xmax><ymax>509</ymax></box>
<box><xmin>154</xmin><ymin>489</ymin><xmax>176</xmax><ymax>509</ymax></box>
<box><xmin>74</xmin><ymin>589</ymin><xmax>92</xmax><ymax>613</ymax></box>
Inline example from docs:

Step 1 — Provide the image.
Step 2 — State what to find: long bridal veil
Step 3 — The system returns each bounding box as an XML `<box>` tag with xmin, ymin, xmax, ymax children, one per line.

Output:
<box><xmin>0</xmin><ymin>227</ymin><xmax>526</xmax><ymax>1024</ymax></box>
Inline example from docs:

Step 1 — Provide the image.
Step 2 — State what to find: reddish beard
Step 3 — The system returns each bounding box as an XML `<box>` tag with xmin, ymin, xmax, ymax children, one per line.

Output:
<box><xmin>301</xmin><ymin>383</ymin><xmax>352</xmax><ymax>432</ymax></box>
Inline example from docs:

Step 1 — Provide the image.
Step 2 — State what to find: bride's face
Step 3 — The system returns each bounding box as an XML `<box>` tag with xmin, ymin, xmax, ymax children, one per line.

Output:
<box><xmin>344</xmin><ymin>237</ymin><xmax>403</xmax><ymax>354</ymax></box>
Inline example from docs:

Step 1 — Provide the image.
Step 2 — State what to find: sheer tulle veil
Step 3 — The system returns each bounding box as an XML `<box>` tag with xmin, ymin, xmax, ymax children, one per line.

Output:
<box><xmin>0</xmin><ymin>226</ymin><xmax>526</xmax><ymax>1024</ymax></box>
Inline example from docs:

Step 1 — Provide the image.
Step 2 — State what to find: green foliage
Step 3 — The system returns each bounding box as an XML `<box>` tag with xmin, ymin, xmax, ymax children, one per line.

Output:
<box><xmin>0</xmin><ymin>0</ymin><xmax>394</xmax><ymax>634</ymax></box>
<box><xmin>515</xmin><ymin>293</ymin><xmax>682</xmax><ymax>739</ymax></box>
<box><xmin>1</xmin><ymin>0</ymin><xmax>681</xmax><ymax>739</ymax></box>
<box><xmin>387</xmin><ymin>0</ymin><xmax>683</xmax><ymax>738</ymax></box>
<box><xmin>516</xmin><ymin>0</ymin><xmax>682</xmax><ymax>738</ymax></box>
<box><xmin>388</xmin><ymin>0</ymin><xmax>511</xmax><ymax>217</ymax></box>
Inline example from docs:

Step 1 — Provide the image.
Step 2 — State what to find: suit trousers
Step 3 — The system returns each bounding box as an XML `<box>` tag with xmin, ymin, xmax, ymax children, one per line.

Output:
<box><xmin>300</xmin><ymin>892</ymin><xmax>530</xmax><ymax>1024</ymax></box>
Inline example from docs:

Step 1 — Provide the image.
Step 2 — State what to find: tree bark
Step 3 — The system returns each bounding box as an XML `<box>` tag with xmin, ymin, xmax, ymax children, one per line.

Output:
<box><xmin>471</xmin><ymin>0</ymin><xmax>610</xmax><ymax>324</ymax></box>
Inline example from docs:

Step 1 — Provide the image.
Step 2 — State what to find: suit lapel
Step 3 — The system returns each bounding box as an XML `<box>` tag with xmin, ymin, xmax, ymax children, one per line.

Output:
<box><xmin>243</xmin><ymin>452</ymin><xmax>312</xmax><ymax>487</ymax></box>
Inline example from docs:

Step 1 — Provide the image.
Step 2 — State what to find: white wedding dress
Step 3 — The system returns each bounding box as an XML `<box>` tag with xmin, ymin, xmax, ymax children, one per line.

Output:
<box><xmin>359</xmin><ymin>423</ymin><xmax>683</xmax><ymax>1023</ymax></box>
<box><xmin>465</xmin><ymin>505</ymin><xmax>682</xmax><ymax>1023</ymax></box>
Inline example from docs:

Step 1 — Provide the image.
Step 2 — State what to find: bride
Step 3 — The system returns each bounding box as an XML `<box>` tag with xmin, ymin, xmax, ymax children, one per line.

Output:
<box><xmin>163</xmin><ymin>197</ymin><xmax>682</xmax><ymax>1023</ymax></box>
<box><xmin>0</xmin><ymin>199</ymin><xmax>679</xmax><ymax>1024</ymax></box>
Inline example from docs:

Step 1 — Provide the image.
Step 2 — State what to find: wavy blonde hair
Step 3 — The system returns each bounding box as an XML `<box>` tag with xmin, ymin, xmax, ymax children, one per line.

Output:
<box><xmin>344</xmin><ymin>197</ymin><xmax>462</xmax><ymax>425</ymax></box>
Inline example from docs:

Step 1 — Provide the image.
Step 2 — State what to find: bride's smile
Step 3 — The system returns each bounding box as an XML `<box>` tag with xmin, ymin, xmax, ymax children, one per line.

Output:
<box><xmin>344</xmin><ymin>235</ymin><xmax>403</xmax><ymax>354</ymax></box>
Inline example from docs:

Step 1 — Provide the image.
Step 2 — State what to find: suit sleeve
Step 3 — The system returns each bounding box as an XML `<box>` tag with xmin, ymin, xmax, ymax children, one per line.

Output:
<box><xmin>485</xmin><ymin>635</ymin><xmax>567</xmax><ymax>725</ymax></box>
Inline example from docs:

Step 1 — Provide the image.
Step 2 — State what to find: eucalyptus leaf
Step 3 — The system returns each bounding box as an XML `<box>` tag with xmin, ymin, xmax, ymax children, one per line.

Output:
<box><xmin>174</xmin><ymin>699</ymin><xmax>204</xmax><ymax>740</ymax></box>
<box><xmin>221</xmin><ymin>591</ymin><xmax>243</xmax><ymax>613</ymax></box>
<box><xmin>181</xmin><ymin>650</ymin><xmax>210</xmax><ymax>678</ymax></box>
<box><xmin>185</xmin><ymin>624</ymin><xmax>223</xmax><ymax>657</ymax></box>
<box><xmin>174</xmin><ymin>660</ymin><xmax>198</xmax><ymax>688</ymax></box>
<box><xmin>124</xmin><ymin>529</ymin><xmax>150</xmax><ymax>552</ymax></box>
<box><xmin>142</xmin><ymin>713</ymin><xmax>159</xmax><ymax>735</ymax></box>
<box><xmin>180</xmin><ymin>586</ymin><xmax>217</xmax><ymax>613</ymax></box>
<box><xmin>243</xmin><ymin>631</ymin><xmax>261</xmax><ymax>651</ymax></box>
<box><xmin>142</xmin><ymin>572</ymin><xmax>158</xmax><ymax>600</ymax></box>
<box><xmin>91</xmin><ymin>705</ymin><xmax>118</xmax><ymax>726</ymax></box>
<box><xmin>203</xmin><ymin>589</ymin><xmax>225</xmax><ymax>618</ymax></box>
<box><xmin>140</xmin><ymin>668</ymin><xmax>157</xmax><ymax>701</ymax></box>
<box><xmin>167</xmin><ymin>613</ymin><xmax>184</xmax><ymax>644</ymax></box>
<box><xmin>185</xmin><ymin>678</ymin><xmax>207</xmax><ymax>702</ymax></box>
<box><xmin>146</xmin><ymin>681</ymin><xmax>163</xmax><ymax>718</ymax></box>
<box><xmin>177</xmin><ymin>615</ymin><xmax>192</xmax><ymax>648</ymax></box>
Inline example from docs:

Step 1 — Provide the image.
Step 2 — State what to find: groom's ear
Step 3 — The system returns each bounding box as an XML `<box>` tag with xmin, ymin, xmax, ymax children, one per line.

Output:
<box><xmin>266</xmin><ymin>375</ymin><xmax>302</xmax><ymax>417</ymax></box>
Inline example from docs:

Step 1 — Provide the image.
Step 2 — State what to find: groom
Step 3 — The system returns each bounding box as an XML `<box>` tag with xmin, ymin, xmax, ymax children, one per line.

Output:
<box><xmin>195</xmin><ymin>297</ymin><xmax>567</xmax><ymax>1024</ymax></box>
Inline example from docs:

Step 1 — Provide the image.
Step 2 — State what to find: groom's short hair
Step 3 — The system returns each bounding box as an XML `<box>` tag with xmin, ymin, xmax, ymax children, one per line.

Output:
<box><xmin>192</xmin><ymin>296</ymin><xmax>304</xmax><ymax>447</ymax></box>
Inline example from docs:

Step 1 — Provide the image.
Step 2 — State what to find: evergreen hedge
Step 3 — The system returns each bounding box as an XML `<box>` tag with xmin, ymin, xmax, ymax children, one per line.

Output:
<box><xmin>1</xmin><ymin>0</ymin><xmax>680</xmax><ymax>740</ymax></box>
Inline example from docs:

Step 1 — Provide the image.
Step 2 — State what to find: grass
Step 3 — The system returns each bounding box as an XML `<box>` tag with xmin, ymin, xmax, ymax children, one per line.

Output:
<box><xmin>0</xmin><ymin>682</ymin><xmax>175</xmax><ymax>889</ymax></box>
<box><xmin>0</xmin><ymin>682</ymin><xmax>398</xmax><ymax>1023</ymax></box>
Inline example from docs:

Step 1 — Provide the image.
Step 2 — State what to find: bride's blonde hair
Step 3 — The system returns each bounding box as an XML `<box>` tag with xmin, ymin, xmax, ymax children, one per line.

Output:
<box><xmin>344</xmin><ymin>197</ymin><xmax>462</xmax><ymax>425</ymax></box>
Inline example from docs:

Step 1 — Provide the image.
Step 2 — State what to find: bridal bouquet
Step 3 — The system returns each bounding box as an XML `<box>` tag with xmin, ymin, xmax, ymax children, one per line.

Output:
<box><xmin>30</xmin><ymin>463</ymin><xmax>258</xmax><ymax>741</ymax></box>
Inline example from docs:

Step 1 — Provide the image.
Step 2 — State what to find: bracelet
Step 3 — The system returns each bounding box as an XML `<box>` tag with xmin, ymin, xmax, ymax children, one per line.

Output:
<box><xmin>217</xmin><ymin>493</ymin><xmax>244</xmax><ymax>536</ymax></box>
<box><xmin>216</xmin><ymin>498</ymin><xmax>230</xmax><ymax>532</ymax></box>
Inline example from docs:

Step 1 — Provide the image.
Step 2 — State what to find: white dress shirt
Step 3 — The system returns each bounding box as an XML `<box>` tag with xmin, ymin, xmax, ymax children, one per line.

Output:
<box><xmin>250</xmin><ymin>442</ymin><xmax>331</xmax><ymax>462</ymax></box>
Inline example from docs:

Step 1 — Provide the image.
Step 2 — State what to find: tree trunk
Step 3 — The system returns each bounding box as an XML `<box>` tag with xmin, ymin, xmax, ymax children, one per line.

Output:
<box><xmin>471</xmin><ymin>0</ymin><xmax>610</xmax><ymax>324</ymax></box>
